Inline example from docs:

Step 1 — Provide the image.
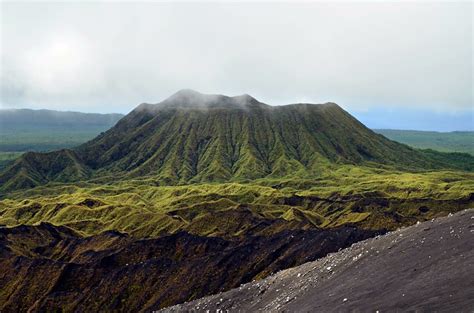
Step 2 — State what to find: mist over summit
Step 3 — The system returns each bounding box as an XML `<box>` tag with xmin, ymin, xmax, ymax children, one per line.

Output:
<box><xmin>136</xmin><ymin>89</ymin><xmax>263</xmax><ymax>111</ymax></box>
<box><xmin>1</xmin><ymin>90</ymin><xmax>472</xmax><ymax>192</ymax></box>
<box><xmin>0</xmin><ymin>91</ymin><xmax>472</xmax><ymax>312</ymax></box>
<box><xmin>2</xmin><ymin>2</ymin><xmax>473</xmax><ymax>311</ymax></box>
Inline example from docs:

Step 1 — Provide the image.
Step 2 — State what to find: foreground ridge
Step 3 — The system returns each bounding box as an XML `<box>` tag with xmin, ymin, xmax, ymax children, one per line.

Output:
<box><xmin>163</xmin><ymin>208</ymin><xmax>474</xmax><ymax>312</ymax></box>
<box><xmin>0</xmin><ymin>223</ymin><xmax>380</xmax><ymax>311</ymax></box>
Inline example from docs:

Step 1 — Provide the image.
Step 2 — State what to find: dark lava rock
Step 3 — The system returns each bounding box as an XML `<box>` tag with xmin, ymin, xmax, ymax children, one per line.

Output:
<box><xmin>163</xmin><ymin>209</ymin><xmax>474</xmax><ymax>313</ymax></box>
<box><xmin>0</xmin><ymin>224</ymin><xmax>379</xmax><ymax>312</ymax></box>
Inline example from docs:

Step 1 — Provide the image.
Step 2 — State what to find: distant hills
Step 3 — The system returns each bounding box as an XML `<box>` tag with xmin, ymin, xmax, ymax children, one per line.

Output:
<box><xmin>0</xmin><ymin>108</ymin><xmax>123</xmax><ymax>131</ymax></box>
<box><xmin>2</xmin><ymin>106</ymin><xmax>471</xmax><ymax>157</ymax></box>
<box><xmin>1</xmin><ymin>90</ymin><xmax>473</xmax><ymax>192</ymax></box>
<box><xmin>375</xmin><ymin>129</ymin><xmax>474</xmax><ymax>155</ymax></box>
<box><xmin>0</xmin><ymin>108</ymin><xmax>123</xmax><ymax>152</ymax></box>
<box><xmin>0</xmin><ymin>109</ymin><xmax>124</xmax><ymax>169</ymax></box>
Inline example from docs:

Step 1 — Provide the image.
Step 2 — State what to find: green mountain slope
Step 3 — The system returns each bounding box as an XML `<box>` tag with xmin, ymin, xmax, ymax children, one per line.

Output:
<box><xmin>0</xmin><ymin>150</ymin><xmax>90</xmax><ymax>191</ymax></box>
<box><xmin>1</xmin><ymin>90</ymin><xmax>472</xmax><ymax>192</ymax></box>
<box><xmin>1</xmin><ymin>91</ymin><xmax>473</xmax><ymax>311</ymax></box>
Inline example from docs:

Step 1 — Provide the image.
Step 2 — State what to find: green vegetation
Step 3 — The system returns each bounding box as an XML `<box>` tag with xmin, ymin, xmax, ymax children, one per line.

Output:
<box><xmin>2</xmin><ymin>92</ymin><xmax>473</xmax><ymax>193</ymax></box>
<box><xmin>0</xmin><ymin>92</ymin><xmax>472</xmax><ymax>239</ymax></box>
<box><xmin>1</xmin><ymin>164</ymin><xmax>472</xmax><ymax>238</ymax></box>
<box><xmin>1</xmin><ymin>92</ymin><xmax>473</xmax><ymax>312</ymax></box>
<box><xmin>375</xmin><ymin>129</ymin><xmax>474</xmax><ymax>155</ymax></box>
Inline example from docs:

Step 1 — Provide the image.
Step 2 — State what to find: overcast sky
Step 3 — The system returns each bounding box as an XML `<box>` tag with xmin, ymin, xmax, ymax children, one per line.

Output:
<box><xmin>0</xmin><ymin>1</ymin><xmax>472</xmax><ymax>129</ymax></box>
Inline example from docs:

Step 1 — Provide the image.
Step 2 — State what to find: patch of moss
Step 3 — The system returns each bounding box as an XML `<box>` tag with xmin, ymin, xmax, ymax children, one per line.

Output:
<box><xmin>1</xmin><ymin>165</ymin><xmax>472</xmax><ymax>237</ymax></box>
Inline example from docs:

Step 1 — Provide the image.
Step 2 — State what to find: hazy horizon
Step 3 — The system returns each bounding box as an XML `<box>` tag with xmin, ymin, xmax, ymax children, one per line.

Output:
<box><xmin>1</xmin><ymin>2</ymin><xmax>473</xmax><ymax>131</ymax></box>
<box><xmin>2</xmin><ymin>94</ymin><xmax>472</xmax><ymax>132</ymax></box>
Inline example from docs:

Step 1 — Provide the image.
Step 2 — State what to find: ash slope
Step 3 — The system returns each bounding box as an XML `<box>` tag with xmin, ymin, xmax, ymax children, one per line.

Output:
<box><xmin>0</xmin><ymin>224</ymin><xmax>378</xmax><ymax>312</ymax></box>
<box><xmin>2</xmin><ymin>89</ymin><xmax>471</xmax><ymax>192</ymax></box>
<box><xmin>163</xmin><ymin>208</ymin><xmax>474</xmax><ymax>312</ymax></box>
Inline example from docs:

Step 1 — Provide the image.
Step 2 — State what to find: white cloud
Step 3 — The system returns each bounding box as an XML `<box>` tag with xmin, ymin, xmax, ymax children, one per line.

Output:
<box><xmin>1</xmin><ymin>1</ymin><xmax>472</xmax><ymax>114</ymax></box>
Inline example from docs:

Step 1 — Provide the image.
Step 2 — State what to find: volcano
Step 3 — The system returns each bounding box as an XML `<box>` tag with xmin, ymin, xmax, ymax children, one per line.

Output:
<box><xmin>0</xmin><ymin>90</ymin><xmax>470</xmax><ymax>192</ymax></box>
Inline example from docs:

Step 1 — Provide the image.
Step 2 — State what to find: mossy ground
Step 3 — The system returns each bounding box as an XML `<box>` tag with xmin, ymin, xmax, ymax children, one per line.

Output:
<box><xmin>1</xmin><ymin>164</ymin><xmax>472</xmax><ymax>238</ymax></box>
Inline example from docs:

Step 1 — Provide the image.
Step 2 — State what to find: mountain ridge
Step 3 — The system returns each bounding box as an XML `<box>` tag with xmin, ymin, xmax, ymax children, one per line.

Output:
<box><xmin>1</xmin><ymin>90</ymin><xmax>473</xmax><ymax>192</ymax></box>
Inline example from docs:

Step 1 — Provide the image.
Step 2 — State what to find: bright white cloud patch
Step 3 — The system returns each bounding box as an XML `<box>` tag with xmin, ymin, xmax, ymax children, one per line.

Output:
<box><xmin>21</xmin><ymin>33</ymin><xmax>96</xmax><ymax>92</ymax></box>
<box><xmin>0</xmin><ymin>2</ymin><xmax>472</xmax><ymax>114</ymax></box>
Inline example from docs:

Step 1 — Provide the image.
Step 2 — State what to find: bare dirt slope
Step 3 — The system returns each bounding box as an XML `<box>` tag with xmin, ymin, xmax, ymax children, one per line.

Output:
<box><xmin>0</xmin><ymin>224</ymin><xmax>377</xmax><ymax>311</ymax></box>
<box><xmin>163</xmin><ymin>209</ymin><xmax>474</xmax><ymax>312</ymax></box>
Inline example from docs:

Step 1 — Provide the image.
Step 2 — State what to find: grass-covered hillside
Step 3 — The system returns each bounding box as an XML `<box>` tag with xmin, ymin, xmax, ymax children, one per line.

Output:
<box><xmin>1</xmin><ymin>91</ymin><xmax>473</xmax><ymax>310</ymax></box>
<box><xmin>2</xmin><ymin>164</ymin><xmax>472</xmax><ymax>238</ymax></box>
<box><xmin>2</xmin><ymin>90</ymin><xmax>473</xmax><ymax>193</ymax></box>
<box><xmin>375</xmin><ymin>129</ymin><xmax>474</xmax><ymax>155</ymax></box>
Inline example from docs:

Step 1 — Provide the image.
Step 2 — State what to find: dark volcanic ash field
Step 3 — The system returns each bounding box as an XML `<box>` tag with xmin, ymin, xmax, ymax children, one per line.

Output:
<box><xmin>163</xmin><ymin>209</ymin><xmax>474</xmax><ymax>312</ymax></box>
